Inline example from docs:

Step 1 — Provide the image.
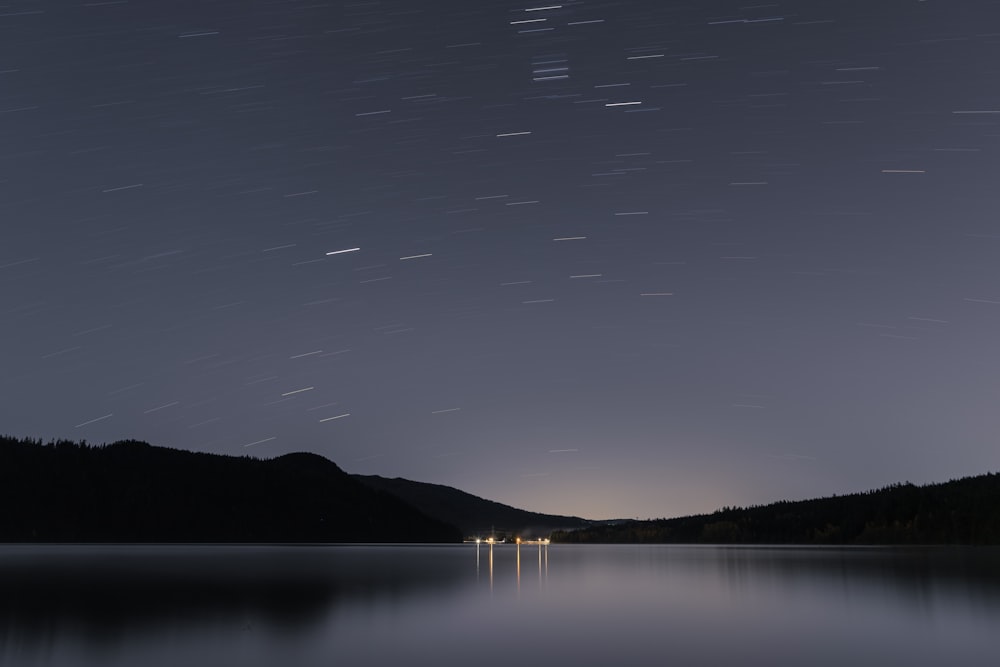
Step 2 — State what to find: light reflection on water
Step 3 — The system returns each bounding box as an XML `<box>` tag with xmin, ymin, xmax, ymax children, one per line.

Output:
<box><xmin>476</xmin><ymin>539</ymin><xmax>549</xmax><ymax>595</ymax></box>
<box><xmin>1</xmin><ymin>544</ymin><xmax>999</xmax><ymax>666</ymax></box>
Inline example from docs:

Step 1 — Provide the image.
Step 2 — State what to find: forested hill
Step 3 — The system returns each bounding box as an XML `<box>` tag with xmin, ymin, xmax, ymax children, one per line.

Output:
<box><xmin>0</xmin><ymin>436</ymin><xmax>461</xmax><ymax>543</ymax></box>
<box><xmin>552</xmin><ymin>473</ymin><xmax>1000</xmax><ymax>545</ymax></box>
<box><xmin>353</xmin><ymin>474</ymin><xmax>590</xmax><ymax>537</ymax></box>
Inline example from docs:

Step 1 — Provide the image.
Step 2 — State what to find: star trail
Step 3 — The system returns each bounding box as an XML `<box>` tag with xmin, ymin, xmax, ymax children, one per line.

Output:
<box><xmin>3</xmin><ymin>0</ymin><xmax>1000</xmax><ymax>519</ymax></box>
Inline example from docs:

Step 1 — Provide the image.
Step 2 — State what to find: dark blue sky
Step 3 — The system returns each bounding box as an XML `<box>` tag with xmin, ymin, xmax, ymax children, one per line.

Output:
<box><xmin>3</xmin><ymin>0</ymin><xmax>1000</xmax><ymax>519</ymax></box>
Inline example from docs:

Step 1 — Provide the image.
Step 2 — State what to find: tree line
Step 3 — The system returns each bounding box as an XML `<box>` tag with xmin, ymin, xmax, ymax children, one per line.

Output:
<box><xmin>552</xmin><ymin>474</ymin><xmax>1000</xmax><ymax>545</ymax></box>
<box><xmin>0</xmin><ymin>435</ymin><xmax>461</xmax><ymax>543</ymax></box>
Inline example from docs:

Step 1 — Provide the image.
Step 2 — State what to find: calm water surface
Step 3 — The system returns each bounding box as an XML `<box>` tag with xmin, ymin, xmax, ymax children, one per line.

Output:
<box><xmin>1</xmin><ymin>544</ymin><xmax>998</xmax><ymax>666</ymax></box>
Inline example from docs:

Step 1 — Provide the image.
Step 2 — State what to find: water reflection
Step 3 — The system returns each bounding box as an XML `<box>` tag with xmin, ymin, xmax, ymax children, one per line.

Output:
<box><xmin>0</xmin><ymin>545</ymin><xmax>466</xmax><ymax>648</ymax></box>
<box><xmin>2</xmin><ymin>544</ymin><xmax>999</xmax><ymax>667</ymax></box>
<box><xmin>475</xmin><ymin>537</ymin><xmax>553</xmax><ymax>594</ymax></box>
<box><xmin>511</xmin><ymin>539</ymin><xmax>549</xmax><ymax>595</ymax></box>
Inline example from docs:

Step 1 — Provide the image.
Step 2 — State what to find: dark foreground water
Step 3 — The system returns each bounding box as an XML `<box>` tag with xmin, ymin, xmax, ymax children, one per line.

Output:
<box><xmin>1</xmin><ymin>544</ymin><xmax>999</xmax><ymax>666</ymax></box>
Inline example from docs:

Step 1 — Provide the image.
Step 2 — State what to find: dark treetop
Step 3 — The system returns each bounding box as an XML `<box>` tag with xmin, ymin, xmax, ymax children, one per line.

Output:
<box><xmin>552</xmin><ymin>472</ymin><xmax>1000</xmax><ymax>545</ymax></box>
<box><xmin>0</xmin><ymin>435</ymin><xmax>461</xmax><ymax>543</ymax></box>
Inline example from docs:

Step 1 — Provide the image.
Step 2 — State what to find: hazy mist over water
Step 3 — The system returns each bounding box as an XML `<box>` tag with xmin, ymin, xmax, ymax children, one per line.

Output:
<box><xmin>2</xmin><ymin>544</ymin><xmax>999</xmax><ymax>667</ymax></box>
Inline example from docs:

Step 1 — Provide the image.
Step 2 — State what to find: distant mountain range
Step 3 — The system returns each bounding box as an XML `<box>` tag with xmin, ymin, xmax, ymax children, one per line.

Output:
<box><xmin>352</xmin><ymin>474</ymin><xmax>590</xmax><ymax>537</ymax></box>
<box><xmin>4</xmin><ymin>435</ymin><xmax>999</xmax><ymax>545</ymax></box>
<box><xmin>553</xmin><ymin>474</ymin><xmax>1000</xmax><ymax>545</ymax></box>
<box><xmin>0</xmin><ymin>436</ymin><xmax>585</xmax><ymax>543</ymax></box>
<box><xmin>0</xmin><ymin>436</ymin><xmax>460</xmax><ymax>543</ymax></box>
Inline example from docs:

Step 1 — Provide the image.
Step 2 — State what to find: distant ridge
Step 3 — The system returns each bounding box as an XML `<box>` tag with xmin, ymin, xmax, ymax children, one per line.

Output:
<box><xmin>353</xmin><ymin>474</ymin><xmax>591</xmax><ymax>537</ymax></box>
<box><xmin>0</xmin><ymin>436</ymin><xmax>461</xmax><ymax>543</ymax></box>
<box><xmin>552</xmin><ymin>474</ymin><xmax>1000</xmax><ymax>545</ymax></box>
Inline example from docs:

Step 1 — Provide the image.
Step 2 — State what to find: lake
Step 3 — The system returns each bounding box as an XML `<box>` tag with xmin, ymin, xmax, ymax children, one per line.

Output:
<box><xmin>1</xmin><ymin>544</ymin><xmax>998</xmax><ymax>666</ymax></box>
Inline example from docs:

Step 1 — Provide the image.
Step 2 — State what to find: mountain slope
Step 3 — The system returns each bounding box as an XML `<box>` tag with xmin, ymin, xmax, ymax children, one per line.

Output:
<box><xmin>353</xmin><ymin>474</ymin><xmax>591</xmax><ymax>537</ymax></box>
<box><xmin>552</xmin><ymin>474</ymin><xmax>1000</xmax><ymax>545</ymax></box>
<box><xmin>0</xmin><ymin>436</ymin><xmax>461</xmax><ymax>543</ymax></box>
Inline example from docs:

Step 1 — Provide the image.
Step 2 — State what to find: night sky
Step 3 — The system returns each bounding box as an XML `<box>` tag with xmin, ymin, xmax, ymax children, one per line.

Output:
<box><xmin>4</xmin><ymin>0</ymin><xmax>1000</xmax><ymax>520</ymax></box>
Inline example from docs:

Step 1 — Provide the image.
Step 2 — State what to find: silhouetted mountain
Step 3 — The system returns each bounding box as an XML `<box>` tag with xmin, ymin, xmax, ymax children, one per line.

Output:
<box><xmin>552</xmin><ymin>474</ymin><xmax>1000</xmax><ymax>545</ymax></box>
<box><xmin>353</xmin><ymin>474</ymin><xmax>591</xmax><ymax>537</ymax></box>
<box><xmin>0</xmin><ymin>436</ymin><xmax>461</xmax><ymax>543</ymax></box>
